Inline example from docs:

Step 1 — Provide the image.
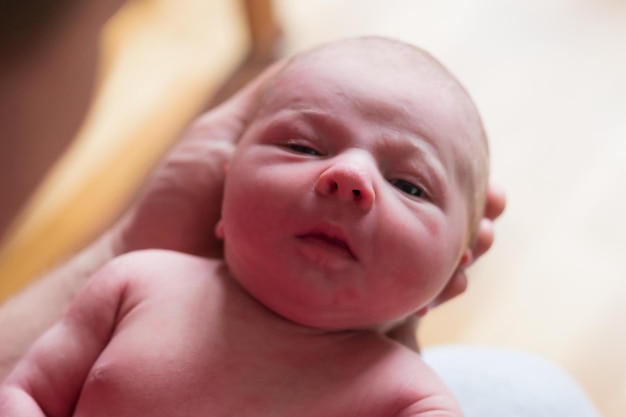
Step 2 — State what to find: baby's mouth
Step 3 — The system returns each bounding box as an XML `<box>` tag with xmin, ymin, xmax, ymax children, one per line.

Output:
<box><xmin>297</xmin><ymin>232</ymin><xmax>357</xmax><ymax>260</ymax></box>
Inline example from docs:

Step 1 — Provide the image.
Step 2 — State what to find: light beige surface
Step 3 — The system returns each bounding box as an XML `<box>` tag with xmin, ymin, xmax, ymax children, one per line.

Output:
<box><xmin>1</xmin><ymin>1</ymin><xmax>624</xmax><ymax>416</ymax></box>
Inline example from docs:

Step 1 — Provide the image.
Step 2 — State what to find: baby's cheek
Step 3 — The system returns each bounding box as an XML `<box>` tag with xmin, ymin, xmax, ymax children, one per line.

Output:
<box><xmin>421</xmin><ymin>210</ymin><xmax>445</xmax><ymax>238</ymax></box>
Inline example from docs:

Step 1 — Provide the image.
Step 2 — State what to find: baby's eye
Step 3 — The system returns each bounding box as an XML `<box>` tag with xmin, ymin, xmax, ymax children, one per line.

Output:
<box><xmin>390</xmin><ymin>179</ymin><xmax>426</xmax><ymax>198</ymax></box>
<box><xmin>287</xmin><ymin>144</ymin><xmax>320</xmax><ymax>156</ymax></box>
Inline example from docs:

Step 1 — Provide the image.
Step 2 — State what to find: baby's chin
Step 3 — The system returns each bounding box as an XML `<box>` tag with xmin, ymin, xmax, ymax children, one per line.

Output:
<box><xmin>266</xmin><ymin>299</ymin><xmax>411</xmax><ymax>334</ymax></box>
<box><xmin>226</xmin><ymin>253</ymin><xmax>417</xmax><ymax>333</ymax></box>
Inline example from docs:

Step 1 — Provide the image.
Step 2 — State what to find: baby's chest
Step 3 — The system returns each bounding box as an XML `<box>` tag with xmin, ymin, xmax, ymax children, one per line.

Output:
<box><xmin>74</xmin><ymin>274</ymin><xmax>422</xmax><ymax>416</ymax></box>
<box><xmin>76</xmin><ymin>321</ymin><xmax>418</xmax><ymax>416</ymax></box>
<box><xmin>77</xmin><ymin>358</ymin><xmax>413</xmax><ymax>417</ymax></box>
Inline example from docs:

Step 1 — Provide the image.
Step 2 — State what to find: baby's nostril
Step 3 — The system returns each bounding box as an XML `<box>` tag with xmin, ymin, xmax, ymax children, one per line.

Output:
<box><xmin>352</xmin><ymin>189</ymin><xmax>361</xmax><ymax>197</ymax></box>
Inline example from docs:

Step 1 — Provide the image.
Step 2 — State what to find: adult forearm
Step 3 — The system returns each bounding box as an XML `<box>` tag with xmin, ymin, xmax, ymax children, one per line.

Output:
<box><xmin>0</xmin><ymin>230</ymin><xmax>119</xmax><ymax>380</ymax></box>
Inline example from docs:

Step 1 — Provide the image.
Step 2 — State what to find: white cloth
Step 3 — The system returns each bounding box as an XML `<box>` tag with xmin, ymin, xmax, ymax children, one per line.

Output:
<box><xmin>423</xmin><ymin>345</ymin><xmax>602</xmax><ymax>417</ymax></box>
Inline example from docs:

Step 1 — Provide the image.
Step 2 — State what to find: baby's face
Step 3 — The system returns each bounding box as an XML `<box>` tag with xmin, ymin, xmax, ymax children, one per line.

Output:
<box><xmin>218</xmin><ymin>44</ymin><xmax>485</xmax><ymax>330</ymax></box>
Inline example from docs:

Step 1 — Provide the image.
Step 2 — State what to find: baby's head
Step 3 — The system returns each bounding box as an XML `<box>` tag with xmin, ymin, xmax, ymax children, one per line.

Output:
<box><xmin>267</xmin><ymin>37</ymin><xmax>489</xmax><ymax>239</ymax></box>
<box><xmin>217</xmin><ymin>37</ymin><xmax>489</xmax><ymax>330</ymax></box>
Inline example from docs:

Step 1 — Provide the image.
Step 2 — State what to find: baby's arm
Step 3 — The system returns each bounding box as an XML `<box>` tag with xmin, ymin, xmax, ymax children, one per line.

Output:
<box><xmin>392</xmin><ymin>376</ymin><xmax>463</xmax><ymax>417</ymax></box>
<box><xmin>377</xmin><ymin>340</ymin><xmax>464</xmax><ymax>417</ymax></box>
<box><xmin>0</xmin><ymin>259</ymin><xmax>129</xmax><ymax>417</ymax></box>
<box><xmin>394</xmin><ymin>400</ymin><xmax>462</xmax><ymax>417</ymax></box>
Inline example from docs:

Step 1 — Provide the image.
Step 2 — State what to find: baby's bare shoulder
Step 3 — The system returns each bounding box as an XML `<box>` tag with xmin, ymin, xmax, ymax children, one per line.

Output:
<box><xmin>100</xmin><ymin>249</ymin><xmax>223</xmax><ymax>286</ymax></box>
<box><xmin>90</xmin><ymin>249</ymin><xmax>228</xmax><ymax>314</ymax></box>
<box><xmin>342</xmin><ymin>335</ymin><xmax>462</xmax><ymax>416</ymax></box>
<box><xmin>104</xmin><ymin>248</ymin><xmax>220</xmax><ymax>273</ymax></box>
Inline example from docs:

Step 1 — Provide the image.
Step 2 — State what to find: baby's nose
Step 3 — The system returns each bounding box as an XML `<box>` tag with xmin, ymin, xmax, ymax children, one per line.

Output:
<box><xmin>315</xmin><ymin>159</ymin><xmax>375</xmax><ymax>212</ymax></box>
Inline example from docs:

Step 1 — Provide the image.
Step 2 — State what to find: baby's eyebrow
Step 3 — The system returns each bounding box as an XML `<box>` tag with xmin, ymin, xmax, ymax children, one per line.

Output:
<box><xmin>291</xmin><ymin>108</ymin><xmax>355</xmax><ymax>145</ymax></box>
<box><xmin>379</xmin><ymin>135</ymin><xmax>449</xmax><ymax>200</ymax></box>
<box><xmin>299</xmin><ymin>108</ymin><xmax>347</xmax><ymax>130</ymax></box>
<box><xmin>378</xmin><ymin>134</ymin><xmax>440</xmax><ymax>164</ymax></box>
<box><xmin>264</xmin><ymin>106</ymin><xmax>329</xmax><ymax>126</ymax></box>
<box><xmin>258</xmin><ymin>108</ymin><xmax>315</xmax><ymax>132</ymax></box>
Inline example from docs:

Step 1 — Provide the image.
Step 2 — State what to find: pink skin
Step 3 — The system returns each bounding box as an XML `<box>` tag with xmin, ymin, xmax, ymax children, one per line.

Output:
<box><xmin>217</xmin><ymin>47</ymin><xmax>481</xmax><ymax>331</ymax></box>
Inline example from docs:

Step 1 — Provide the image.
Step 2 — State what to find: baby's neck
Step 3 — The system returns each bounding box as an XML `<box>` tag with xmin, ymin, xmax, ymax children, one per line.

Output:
<box><xmin>222</xmin><ymin>266</ymin><xmax>388</xmax><ymax>345</ymax></box>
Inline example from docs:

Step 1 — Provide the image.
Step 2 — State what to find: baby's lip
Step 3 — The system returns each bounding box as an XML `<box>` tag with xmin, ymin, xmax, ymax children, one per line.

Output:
<box><xmin>297</xmin><ymin>225</ymin><xmax>357</xmax><ymax>260</ymax></box>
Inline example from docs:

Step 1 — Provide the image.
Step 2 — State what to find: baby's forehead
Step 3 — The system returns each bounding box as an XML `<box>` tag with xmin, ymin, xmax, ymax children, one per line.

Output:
<box><xmin>265</xmin><ymin>40</ymin><xmax>485</xmax><ymax>147</ymax></box>
<box><xmin>268</xmin><ymin>40</ymin><xmax>479</xmax><ymax>126</ymax></box>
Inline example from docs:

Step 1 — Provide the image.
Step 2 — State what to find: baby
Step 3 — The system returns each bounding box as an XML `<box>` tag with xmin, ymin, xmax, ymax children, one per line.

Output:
<box><xmin>0</xmin><ymin>37</ymin><xmax>489</xmax><ymax>417</ymax></box>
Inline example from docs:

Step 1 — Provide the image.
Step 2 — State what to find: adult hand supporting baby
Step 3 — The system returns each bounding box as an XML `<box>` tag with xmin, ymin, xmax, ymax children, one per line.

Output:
<box><xmin>0</xmin><ymin>60</ymin><xmax>286</xmax><ymax>380</ymax></box>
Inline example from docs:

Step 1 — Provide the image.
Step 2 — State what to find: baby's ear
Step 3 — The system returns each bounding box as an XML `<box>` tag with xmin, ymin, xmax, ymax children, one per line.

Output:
<box><xmin>427</xmin><ymin>249</ymin><xmax>472</xmax><ymax>311</ymax></box>
<box><xmin>425</xmin><ymin>183</ymin><xmax>506</xmax><ymax>314</ymax></box>
<box><xmin>215</xmin><ymin>219</ymin><xmax>225</xmax><ymax>240</ymax></box>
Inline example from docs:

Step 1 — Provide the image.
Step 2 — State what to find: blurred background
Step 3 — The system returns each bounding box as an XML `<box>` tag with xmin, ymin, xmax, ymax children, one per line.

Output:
<box><xmin>1</xmin><ymin>1</ymin><xmax>624</xmax><ymax>416</ymax></box>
